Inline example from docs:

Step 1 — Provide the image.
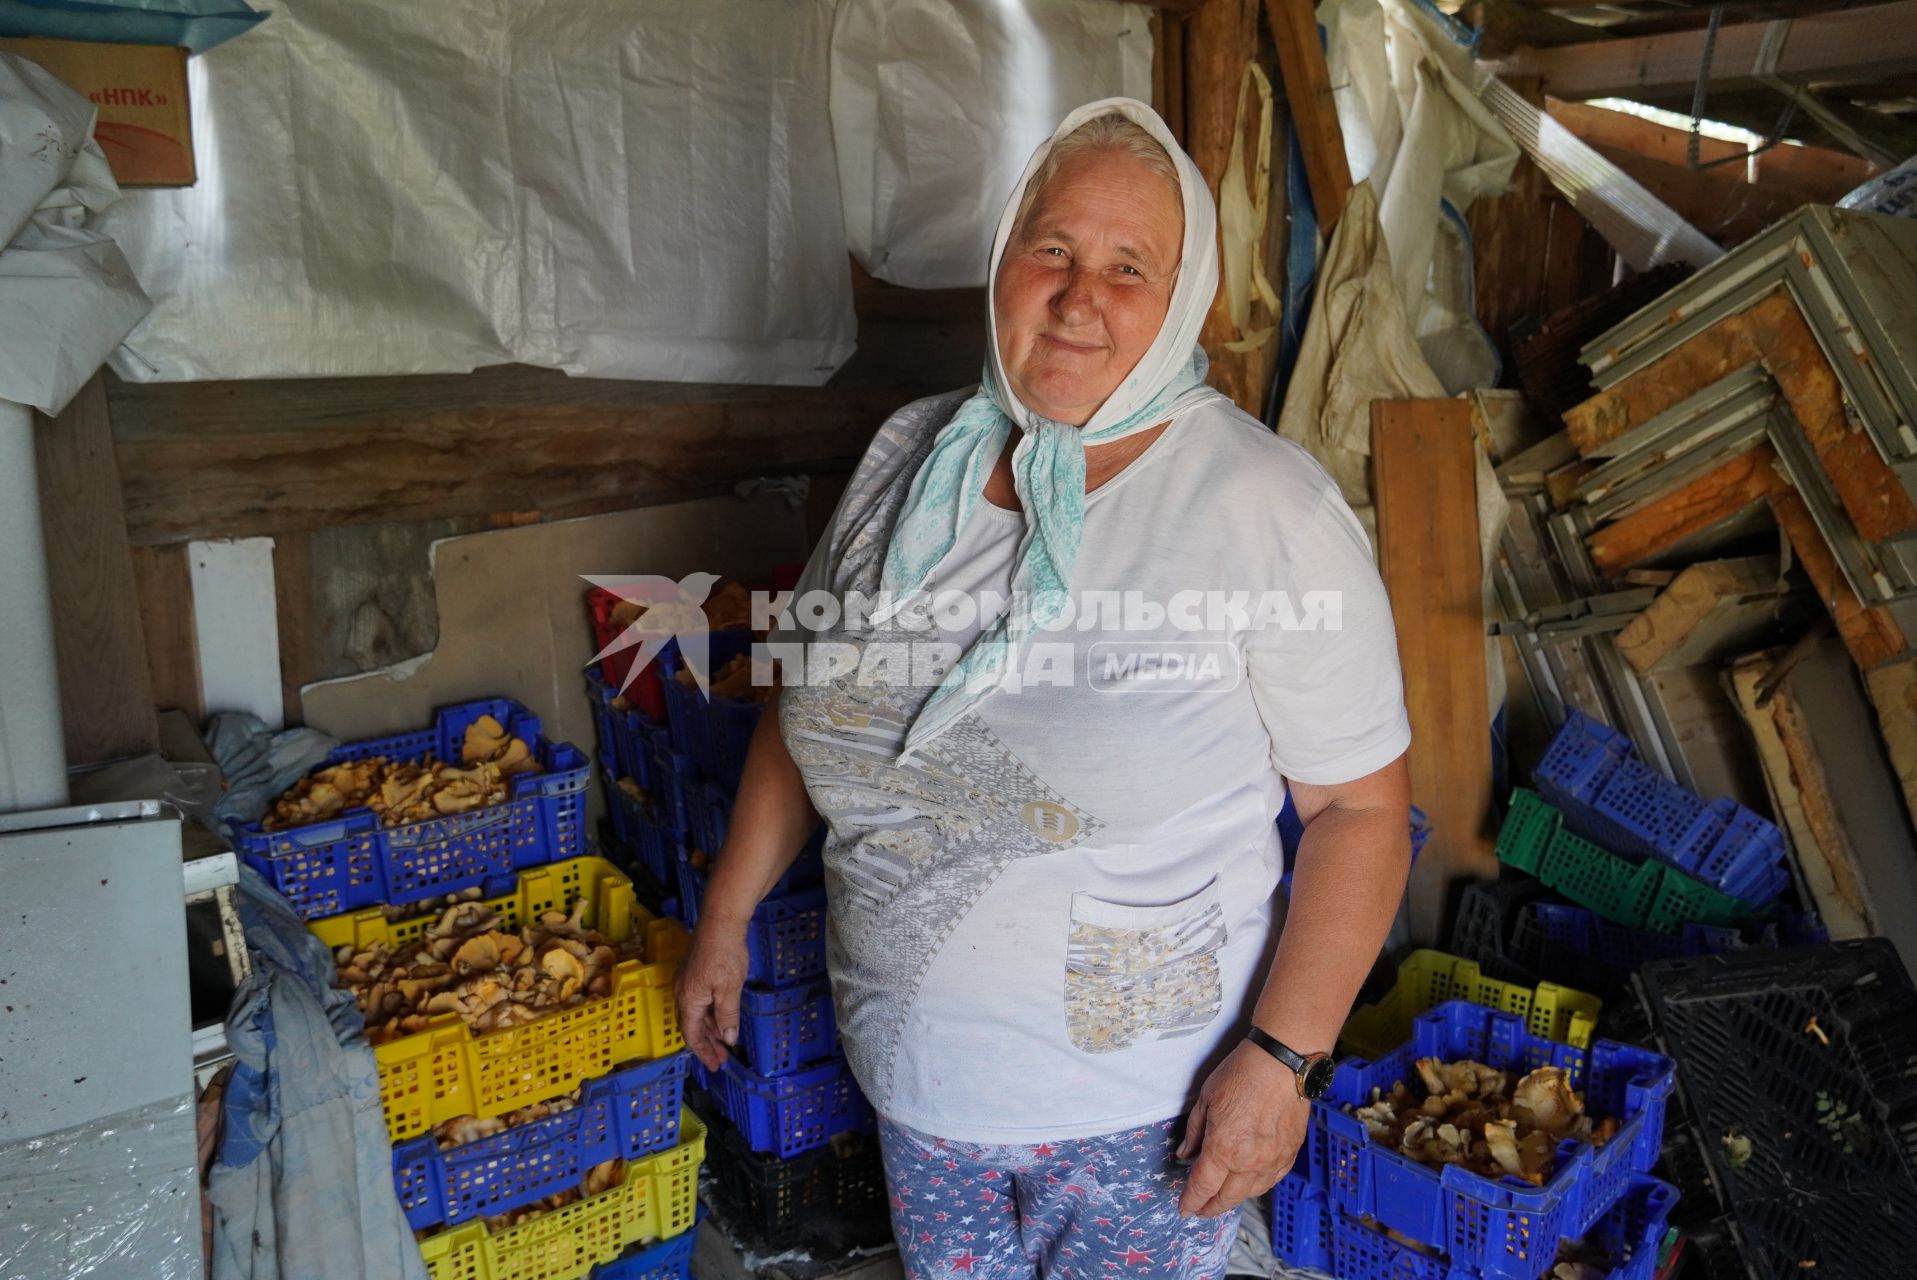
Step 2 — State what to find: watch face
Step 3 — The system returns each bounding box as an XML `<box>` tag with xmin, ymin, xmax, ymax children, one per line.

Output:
<box><xmin>1301</xmin><ymin>1056</ymin><xmax>1336</xmax><ymax>1100</ymax></box>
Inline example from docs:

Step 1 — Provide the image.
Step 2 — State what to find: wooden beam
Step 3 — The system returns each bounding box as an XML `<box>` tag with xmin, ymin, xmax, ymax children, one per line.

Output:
<box><xmin>1545</xmin><ymin>98</ymin><xmax>1876</xmax><ymax>200</ymax></box>
<box><xmin>1372</xmin><ymin>399</ymin><xmax>1494</xmax><ymax>943</ymax></box>
<box><xmin>1566</xmin><ymin>292</ymin><xmax>1917</xmax><ymax>548</ymax></box>
<box><xmin>34</xmin><ymin>374</ymin><xmax>160</xmax><ymax>765</ymax></box>
<box><xmin>1263</xmin><ymin>0</ymin><xmax>1351</xmax><ymax>226</ymax></box>
<box><xmin>107</xmin><ymin>278</ymin><xmax>986</xmax><ymax>547</ymax></box>
<box><xmin>1186</xmin><ymin>1</ymin><xmax>1281</xmax><ymax>416</ymax></box>
<box><xmin>1767</xmin><ymin>491</ymin><xmax>1909</xmax><ymax>669</ymax></box>
<box><xmin>1615</xmin><ymin>556</ymin><xmax>1803</xmax><ymax>673</ymax></box>
<box><xmin>1487</xmin><ymin>2</ymin><xmax>1917</xmax><ymax>101</ymax></box>
<box><xmin>1584</xmin><ymin>447</ymin><xmax>1790</xmax><ymax>575</ymax></box>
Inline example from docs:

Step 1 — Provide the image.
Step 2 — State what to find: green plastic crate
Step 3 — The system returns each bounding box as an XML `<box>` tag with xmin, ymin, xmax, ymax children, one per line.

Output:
<box><xmin>1511</xmin><ymin>812</ymin><xmax>1751</xmax><ymax>933</ymax></box>
<box><xmin>1495</xmin><ymin>789</ymin><xmax>1559</xmax><ymax>875</ymax></box>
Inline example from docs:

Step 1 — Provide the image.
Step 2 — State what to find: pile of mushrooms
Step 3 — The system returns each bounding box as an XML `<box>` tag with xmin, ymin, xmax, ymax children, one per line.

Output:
<box><xmin>474</xmin><ymin>1159</ymin><xmax>624</xmax><ymax>1232</ymax></box>
<box><xmin>335</xmin><ymin>894</ymin><xmax>645</xmax><ymax>1046</ymax></box>
<box><xmin>1348</xmin><ymin>1058</ymin><xmax>1621</xmax><ymax>1186</ymax></box>
<box><xmin>432</xmin><ymin>1087</ymin><xmax>579</xmax><ymax>1149</ymax></box>
<box><xmin>687</xmin><ymin>651</ymin><xmax>776</xmax><ymax>704</ymax></box>
<box><xmin>265</xmin><ymin>714</ymin><xmax>540</xmax><ymax>831</ymax></box>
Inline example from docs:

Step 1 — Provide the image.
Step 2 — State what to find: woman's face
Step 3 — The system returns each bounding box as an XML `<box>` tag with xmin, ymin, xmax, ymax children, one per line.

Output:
<box><xmin>993</xmin><ymin>148</ymin><xmax>1183</xmax><ymax>427</ymax></box>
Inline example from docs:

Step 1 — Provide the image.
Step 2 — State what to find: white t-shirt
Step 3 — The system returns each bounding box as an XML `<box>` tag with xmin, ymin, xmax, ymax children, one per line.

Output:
<box><xmin>769</xmin><ymin>389</ymin><xmax>1411</xmax><ymax>1143</ymax></box>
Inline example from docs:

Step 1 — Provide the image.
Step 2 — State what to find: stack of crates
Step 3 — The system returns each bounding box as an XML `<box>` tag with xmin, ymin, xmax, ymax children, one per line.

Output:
<box><xmin>585</xmin><ymin>599</ymin><xmax>888</xmax><ymax>1252</ymax></box>
<box><xmin>1269</xmin><ymin>1000</ymin><xmax>1680</xmax><ymax>1280</ymax></box>
<box><xmin>268</xmin><ymin>698</ymin><xmax>703</xmax><ymax>1280</ymax></box>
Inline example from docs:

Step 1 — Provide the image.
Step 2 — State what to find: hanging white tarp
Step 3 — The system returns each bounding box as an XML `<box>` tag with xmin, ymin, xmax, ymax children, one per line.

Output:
<box><xmin>830</xmin><ymin>0</ymin><xmax>1153</xmax><ymax>290</ymax></box>
<box><xmin>103</xmin><ymin>0</ymin><xmax>855</xmax><ymax>385</ymax></box>
<box><xmin>0</xmin><ymin>52</ymin><xmax>149</xmax><ymax>414</ymax></box>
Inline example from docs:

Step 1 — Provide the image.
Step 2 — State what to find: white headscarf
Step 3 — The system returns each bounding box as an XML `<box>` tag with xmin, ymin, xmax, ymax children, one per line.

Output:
<box><xmin>879</xmin><ymin>97</ymin><xmax>1226</xmax><ymax>759</ymax></box>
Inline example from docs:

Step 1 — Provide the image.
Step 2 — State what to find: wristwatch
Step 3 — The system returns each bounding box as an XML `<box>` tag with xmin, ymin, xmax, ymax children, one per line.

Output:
<box><xmin>1246</xmin><ymin>1026</ymin><xmax>1336</xmax><ymax>1100</ymax></box>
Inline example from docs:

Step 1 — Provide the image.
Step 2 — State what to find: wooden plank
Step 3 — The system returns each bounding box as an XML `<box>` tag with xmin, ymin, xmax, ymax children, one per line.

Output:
<box><xmin>1767</xmin><ymin>490</ymin><xmax>1909</xmax><ymax>669</ymax></box>
<box><xmin>1729</xmin><ymin>653</ymin><xmax>1872</xmax><ymax>938</ymax></box>
<box><xmin>1583</xmin><ymin>448</ymin><xmax>1788</xmax><ymax>576</ymax></box>
<box><xmin>33</xmin><ymin>374</ymin><xmax>160</xmax><ymax>765</ymax></box>
<box><xmin>1372</xmin><ymin>399</ymin><xmax>1493</xmax><ymax>943</ymax></box>
<box><xmin>272</xmin><ymin>532</ymin><xmax>314</xmax><ymax>728</ymax></box>
<box><xmin>107</xmin><ymin>277</ymin><xmax>987</xmax><ymax>547</ymax></box>
<box><xmin>1738</xmin><ymin>643</ymin><xmax>1917</xmax><ymax>974</ymax></box>
<box><xmin>1186</xmin><ymin>0</ymin><xmax>1279</xmax><ymax>416</ymax></box>
<box><xmin>1486</xmin><ymin>2</ymin><xmax>1917</xmax><ymax>101</ymax></box>
<box><xmin>1864</xmin><ymin>654</ymin><xmax>1917</xmax><ymax>841</ymax></box>
<box><xmin>128</xmin><ymin>544</ymin><xmax>202</xmax><ymax>721</ymax></box>
<box><xmin>1566</xmin><ymin>293</ymin><xmax>1917</xmax><ymax>547</ymax></box>
<box><xmin>1615</xmin><ymin>556</ymin><xmax>1803</xmax><ymax>672</ymax></box>
<box><xmin>1263</xmin><ymin>0</ymin><xmax>1351</xmax><ymax>226</ymax></box>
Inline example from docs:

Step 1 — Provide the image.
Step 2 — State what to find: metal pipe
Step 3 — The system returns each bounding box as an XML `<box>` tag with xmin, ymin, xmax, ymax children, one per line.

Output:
<box><xmin>0</xmin><ymin>398</ymin><xmax>69</xmax><ymax>813</ymax></box>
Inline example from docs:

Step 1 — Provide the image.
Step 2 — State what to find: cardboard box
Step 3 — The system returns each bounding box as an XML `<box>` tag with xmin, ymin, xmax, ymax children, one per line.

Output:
<box><xmin>0</xmin><ymin>37</ymin><xmax>193</xmax><ymax>187</ymax></box>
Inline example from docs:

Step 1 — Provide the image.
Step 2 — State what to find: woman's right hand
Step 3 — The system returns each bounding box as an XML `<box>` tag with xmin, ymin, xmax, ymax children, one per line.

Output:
<box><xmin>675</xmin><ymin>914</ymin><xmax>752</xmax><ymax>1072</ymax></box>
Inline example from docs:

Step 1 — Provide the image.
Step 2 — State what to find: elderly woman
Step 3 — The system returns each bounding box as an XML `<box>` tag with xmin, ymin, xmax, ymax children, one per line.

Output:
<box><xmin>677</xmin><ymin>98</ymin><xmax>1411</xmax><ymax>1278</ymax></box>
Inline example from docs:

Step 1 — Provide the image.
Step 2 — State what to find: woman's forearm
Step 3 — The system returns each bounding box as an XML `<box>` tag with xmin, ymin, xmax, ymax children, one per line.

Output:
<box><xmin>1248</xmin><ymin>799</ymin><xmax>1410</xmax><ymax>1058</ymax></box>
<box><xmin>696</xmin><ymin>685</ymin><xmax>821</xmax><ymax>929</ymax></box>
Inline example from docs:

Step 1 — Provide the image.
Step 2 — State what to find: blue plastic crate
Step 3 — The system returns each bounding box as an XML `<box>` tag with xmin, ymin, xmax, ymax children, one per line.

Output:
<box><xmin>1693</xmin><ymin>805</ymin><xmax>1791</xmax><ymax>904</ymax></box>
<box><xmin>590</xmin><ymin>1209</ymin><xmax>700</xmax><ymax>1280</ymax></box>
<box><xmin>1318</xmin><ymin>1001</ymin><xmax>1675</xmax><ymax>1279</ymax></box>
<box><xmin>1533</xmin><ymin>716</ymin><xmax>1788</xmax><ymax>911</ymax></box>
<box><xmin>1326</xmin><ymin>1174</ymin><xmax>1678</xmax><ymax>1280</ymax></box>
<box><xmin>1269</xmin><ymin>1176</ymin><xmax>1332</xmax><ymax>1271</ymax></box>
<box><xmin>746</xmin><ymin>887</ymin><xmax>829</xmax><ymax>987</ymax></box>
<box><xmin>738</xmin><ymin>979</ymin><xmax>839</xmax><ymax>1078</ymax></box>
<box><xmin>585</xmin><ymin>667</ymin><xmax>669</xmax><ymax>790</ymax></box>
<box><xmin>1589</xmin><ymin>759</ymin><xmax>1727</xmax><ymax>865</ymax></box>
<box><xmin>392</xmin><ymin>1052</ymin><xmax>689</xmax><ymax>1230</ymax></box>
<box><xmin>707</xmin><ymin>1054</ymin><xmax>874</xmax><ymax>1159</ymax></box>
<box><xmin>600</xmin><ymin>758</ymin><xmax>683</xmax><ymax>888</ymax></box>
<box><xmin>1534</xmin><ymin>710</ymin><xmax>1633</xmax><ymax>810</ymax></box>
<box><xmin>647</xmin><ymin>734</ymin><xmax>700</xmax><ymax>839</ymax></box>
<box><xmin>235</xmin><ymin>699</ymin><xmax>588</xmax><ymax>920</ymax></box>
<box><xmin>660</xmin><ymin>630</ymin><xmax>764</xmax><ymax>786</ymax></box>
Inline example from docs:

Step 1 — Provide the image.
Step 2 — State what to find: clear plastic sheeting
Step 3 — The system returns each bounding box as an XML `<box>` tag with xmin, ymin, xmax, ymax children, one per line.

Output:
<box><xmin>0</xmin><ymin>50</ymin><xmax>150</xmax><ymax>414</ymax></box>
<box><xmin>830</xmin><ymin>0</ymin><xmax>1152</xmax><ymax>289</ymax></box>
<box><xmin>1320</xmin><ymin>0</ymin><xmax>1518</xmax><ymax>394</ymax></box>
<box><xmin>104</xmin><ymin>0</ymin><xmax>854</xmax><ymax>386</ymax></box>
<box><xmin>1842</xmin><ymin>152</ymin><xmax>1917</xmax><ymax>220</ymax></box>
<box><xmin>0</xmin><ymin>1093</ymin><xmax>201</xmax><ymax>1280</ymax></box>
<box><xmin>1478</xmin><ymin>77</ymin><xmax>1723</xmax><ymax>272</ymax></box>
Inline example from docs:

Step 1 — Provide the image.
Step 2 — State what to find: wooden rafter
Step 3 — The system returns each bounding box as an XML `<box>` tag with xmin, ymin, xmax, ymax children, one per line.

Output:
<box><xmin>1487</xmin><ymin>1</ymin><xmax>1917</xmax><ymax>101</ymax></box>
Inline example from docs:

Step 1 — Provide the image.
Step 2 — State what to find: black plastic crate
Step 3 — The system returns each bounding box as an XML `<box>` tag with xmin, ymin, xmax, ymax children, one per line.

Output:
<box><xmin>1633</xmin><ymin>940</ymin><xmax>1917</xmax><ymax>1279</ymax></box>
<box><xmin>1449</xmin><ymin>876</ymin><xmax>1546</xmax><ymax>985</ymax></box>
<box><xmin>699</xmin><ymin>1101</ymin><xmax>890</xmax><ymax>1253</ymax></box>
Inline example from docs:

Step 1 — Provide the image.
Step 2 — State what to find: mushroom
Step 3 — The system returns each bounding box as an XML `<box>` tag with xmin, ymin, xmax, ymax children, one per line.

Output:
<box><xmin>452</xmin><ymin>934</ymin><xmax>503</xmax><ymax>975</ymax></box>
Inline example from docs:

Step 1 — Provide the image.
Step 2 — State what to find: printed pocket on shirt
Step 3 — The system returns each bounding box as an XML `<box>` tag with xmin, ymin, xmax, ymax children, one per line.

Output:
<box><xmin>1064</xmin><ymin>878</ymin><xmax>1226</xmax><ymax>1055</ymax></box>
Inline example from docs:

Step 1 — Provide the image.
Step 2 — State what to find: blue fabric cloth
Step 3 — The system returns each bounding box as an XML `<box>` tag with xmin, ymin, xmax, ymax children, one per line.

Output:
<box><xmin>207</xmin><ymin>711</ymin><xmax>337</xmax><ymax>827</ymax></box>
<box><xmin>0</xmin><ymin>0</ymin><xmax>267</xmax><ymax>55</ymax></box>
<box><xmin>207</xmin><ymin>867</ymin><xmax>427</xmax><ymax>1280</ymax></box>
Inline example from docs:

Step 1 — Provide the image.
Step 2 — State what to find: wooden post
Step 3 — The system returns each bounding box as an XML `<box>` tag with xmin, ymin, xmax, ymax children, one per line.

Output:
<box><xmin>1263</xmin><ymin>0</ymin><xmax>1351</xmax><ymax>227</ymax></box>
<box><xmin>34</xmin><ymin>374</ymin><xmax>161</xmax><ymax>765</ymax></box>
<box><xmin>1372</xmin><ymin>399</ymin><xmax>1495</xmax><ymax>942</ymax></box>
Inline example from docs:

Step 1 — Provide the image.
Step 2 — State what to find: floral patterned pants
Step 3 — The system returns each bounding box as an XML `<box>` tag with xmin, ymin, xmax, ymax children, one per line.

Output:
<box><xmin>877</xmin><ymin>1115</ymin><xmax>1243</xmax><ymax>1279</ymax></box>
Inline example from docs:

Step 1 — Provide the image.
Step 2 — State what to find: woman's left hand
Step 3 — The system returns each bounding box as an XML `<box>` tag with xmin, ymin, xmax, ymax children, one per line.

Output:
<box><xmin>1175</xmin><ymin>1040</ymin><xmax>1313</xmax><ymax>1217</ymax></box>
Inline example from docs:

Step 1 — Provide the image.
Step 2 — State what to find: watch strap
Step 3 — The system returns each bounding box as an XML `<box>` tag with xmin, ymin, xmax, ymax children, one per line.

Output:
<box><xmin>1245</xmin><ymin>1025</ymin><xmax>1307</xmax><ymax>1074</ymax></box>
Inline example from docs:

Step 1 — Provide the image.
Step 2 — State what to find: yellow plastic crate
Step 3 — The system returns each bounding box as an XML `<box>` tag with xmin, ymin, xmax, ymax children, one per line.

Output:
<box><xmin>418</xmin><ymin>1108</ymin><xmax>706</xmax><ymax>1280</ymax></box>
<box><xmin>310</xmin><ymin>856</ymin><xmax>690</xmax><ymax>1142</ymax></box>
<box><xmin>1338</xmin><ymin>948</ymin><xmax>1601</xmax><ymax>1061</ymax></box>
